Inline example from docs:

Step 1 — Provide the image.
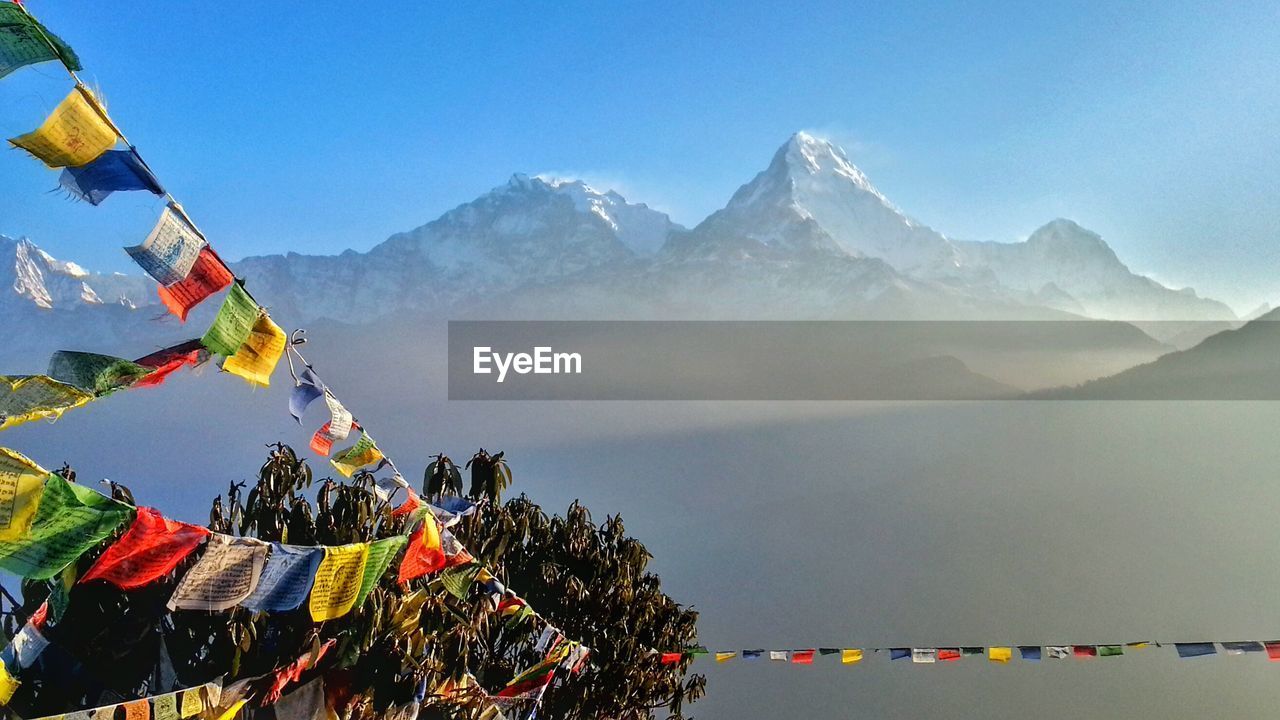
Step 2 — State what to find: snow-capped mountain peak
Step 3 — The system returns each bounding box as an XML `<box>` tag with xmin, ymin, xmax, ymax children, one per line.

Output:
<box><xmin>534</xmin><ymin>175</ymin><xmax>682</xmax><ymax>256</ymax></box>
<box><xmin>4</xmin><ymin>236</ymin><xmax>151</xmax><ymax>311</ymax></box>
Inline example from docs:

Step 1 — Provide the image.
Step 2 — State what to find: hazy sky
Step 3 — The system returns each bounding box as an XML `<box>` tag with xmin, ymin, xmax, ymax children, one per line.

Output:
<box><xmin>1</xmin><ymin>1</ymin><xmax>1277</xmax><ymax>311</ymax></box>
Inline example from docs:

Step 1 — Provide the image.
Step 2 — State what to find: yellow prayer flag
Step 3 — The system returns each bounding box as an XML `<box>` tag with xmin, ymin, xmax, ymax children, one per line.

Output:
<box><xmin>211</xmin><ymin>700</ymin><xmax>246</xmax><ymax>720</ymax></box>
<box><xmin>841</xmin><ymin>648</ymin><xmax>863</xmax><ymax>665</ymax></box>
<box><xmin>330</xmin><ymin>433</ymin><xmax>383</xmax><ymax>478</ymax></box>
<box><xmin>308</xmin><ymin>543</ymin><xmax>369</xmax><ymax>621</ymax></box>
<box><xmin>9</xmin><ymin>87</ymin><xmax>116</xmax><ymax>168</ymax></box>
<box><xmin>715</xmin><ymin>651</ymin><xmax>736</xmax><ymax>663</ymax></box>
<box><xmin>0</xmin><ymin>375</ymin><xmax>95</xmax><ymax>431</ymax></box>
<box><xmin>179</xmin><ymin>687</ymin><xmax>204</xmax><ymax>718</ymax></box>
<box><xmin>221</xmin><ymin>312</ymin><xmax>286</xmax><ymax>387</ymax></box>
<box><xmin>988</xmin><ymin>646</ymin><xmax>1012</xmax><ymax>663</ymax></box>
<box><xmin>153</xmin><ymin>692</ymin><xmax>180</xmax><ymax>720</ymax></box>
<box><xmin>0</xmin><ymin>658</ymin><xmax>19</xmax><ymax>706</ymax></box>
<box><xmin>0</xmin><ymin>447</ymin><xmax>47</xmax><ymax>541</ymax></box>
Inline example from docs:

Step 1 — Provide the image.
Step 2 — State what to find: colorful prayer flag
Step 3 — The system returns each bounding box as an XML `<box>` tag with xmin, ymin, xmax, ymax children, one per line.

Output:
<box><xmin>1265</xmin><ymin>642</ymin><xmax>1280</xmax><ymax>661</ymax></box>
<box><xmin>167</xmin><ymin>534</ymin><xmax>268</xmax><ymax>612</ymax></box>
<box><xmin>201</xmin><ymin>282</ymin><xmax>258</xmax><ymax>357</ymax></box>
<box><xmin>0</xmin><ymin>374</ymin><xmax>94</xmax><ymax>431</ymax></box>
<box><xmin>742</xmin><ymin>649</ymin><xmax>763</xmax><ymax>659</ymax></box>
<box><xmin>127</xmin><ymin>205</ymin><xmax>206</xmax><ymax>287</ymax></box>
<box><xmin>9</xmin><ymin>87</ymin><xmax>115</xmax><ymax>167</ymax></box>
<box><xmin>179</xmin><ymin>687</ymin><xmax>205</xmax><ymax>718</ymax></box>
<box><xmin>0</xmin><ymin>4</ymin><xmax>82</xmax><ymax>79</ymax></box>
<box><xmin>1174</xmin><ymin>643</ymin><xmax>1217</xmax><ymax>658</ymax></box>
<box><xmin>158</xmin><ymin>247</ymin><xmax>233</xmax><ymax>322</ymax></box>
<box><xmin>912</xmin><ymin>648</ymin><xmax>937</xmax><ymax>664</ymax></box>
<box><xmin>398</xmin><ymin>515</ymin><xmax>445</xmax><ymax>583</ymax></box>
<box><xmin>961</xmin><ymin>646</ymin><xmax>985</xmax><ymax>657</ymax></box>
<box><xmin>240</xmin><ymin>544</ymin><xmax>323</xmax><ymax>613</ymax></box>
<box><xmin>80</xmin><ymin>507</ymin><xmax>209</xmax><ymax>589</ymax></box>
<box><xmin>289</xmin><ymin>367</ymin><xmax>324</xmax><ymax>423</ymax></box>
<box><xmin>715</xmin><ymin>651</ymin><xmax>736</xmax><ymax>663</ymax></box>
<box><xmin>58</xmin><ymin>149</ymin><xmax>162</xmax><ymax>205</ymax></box>
<box><xmin>309</xmin><ymin>392</ymin><xmax>354</xmax><ymax>456</ymax></box>
<box><xmin>47</xmin><ymin>351</ymin><xmax>153</xmax><ymax>396</ymax></box>
<box><xmin>660</xmin><ymin>652</ymin><xmax>682</xmax><ymax>665</ymax></box>
<box><xmin>121</xmin><ymin>699</ymin><xmax>149</xmax><ymax>720</ymax></box>
<box><xmin>330</xmin><ymin>432</ymin><xmax>383</xmax><ymax>477</ymax></box>
<box><xmin>1222</xmin><ymin>642</ymin><xmax>1264</xmax><ymax>655</ymax></box>
<box><xmin>1045</xmin><ymin>646</ymin><xmax>1071</xmax><ymax>659</ymax></box>
<box><xmin>988</xmin><ymin>647</ymin><xmax>1012</xmax><ymax>664</ymax></box>
<box><xmin>354</xmin><ymin>535</ymin><xmax>407</xmax><ymax>607</ymax></box>
<box><xmin>1098</xmin><ymin>645</ymin><xmax>1123</xmax><ymax>657</ymax></box>
<box><xmin>769</xmin><ymin>651</ymin><xmax>787</xmax><ymax>662</ymax></box>
<box><xmin>938</xmin><ymin>648</ymin><xmax>961</xmax><ymax>662</ymax></box>
<box><xmin>308</xmin><ymin>542</ymin><xmax>369</xmax><ymax>621</ymax></box>
<box><xmin>791</xmin><ymin>649</ymin><xmax>815</xmax><ymax>664</ymax></box>
<box><xmin>0</xmin><ymin>474</ymin><xmax>132</xmax><ymax>579</ymax></box>
<box><xmin>133</xmin><ymin>340</ymin><xmax>209</xmax><ymax>388</ymax></box>
<box><xmin>0</xmin><ymin>447</ymin><xmax>47</xmax><ymax>541</ymax></box>
<box><xmin>153</xmin><ymin>693</ymin><xmax>180</xmax><ymax>720</ymax></box>
<box><xmin>841</xmin><ymin>649</ymin><xmax>863</xmax><ymax>664</ymax></box>
<box><xmin>1019</xmin><ymin>646</ymin><xmax>1042</xmax><ymax>661</ymax></box>
<box><xmin>0</xmin><ymin>657</ymin><xmax>19</xmax><ymax>706</ymax></box>
<box><xmin>890</xmin><ymin>648</ymin><xmax>911</xmax><ymax>661</ymax></box>
<box><xmin>222</xmin><ymin>311</ymin><xmax>286</xmax><ymax>387</ymax></box>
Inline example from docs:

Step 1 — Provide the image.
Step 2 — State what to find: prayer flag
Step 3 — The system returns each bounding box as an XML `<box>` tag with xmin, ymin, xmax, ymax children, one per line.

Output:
<box><xmin>818</xmin><ymin>648</ymin><xmax>840</xmax><ymax>656</ymax></box>
<box><xmin>911</xmin><ymin>648</ymin><xmax>937</xmax><ymax>664</ymax></box>
<box><xmin>1098</xmin><ymin>645</ymin><xmax>1123</xmax><ymax>657</ymax></box>
<box><xmin>167</xmin><ymin>534</ymin><xmax>268</xmax><ymax>612</ymax></box>
<box><xmin>354</xmin><ymin>535</ymin><xmax>407</xmax><ymax>607</ymax></box>
<box><xmin>308</xmin><ymin>543</ymin><xmax>369</xmax><ymax>621</ymax></box>
<box><xmin>330</xmin><ymin>432</ymin><xmax>383</xmax><ymax>478</ymax></box>
<box><xmin>310</xmin><ymin>393</ymin><xmax>354</xmax><ymax>456</ymax></box>
<box><xmin>398</xmin><ymin>516</ymin><xmax>445</xmax><ymax>583</ymax></box>
<box><xmin>179</xmin><ymin>687</ymin><xmax>205</xmax><ymax>718</ymax></box>
<box><xmin>1264</xmin><ymin>642</ymin><xmax>1280</xmax><ymax>661</ymax></box>
<box><xmin>769</xmin><ymin>651</ymin><xmax>787</xmax><ymax>662</ymax></box>
<box><xmin>153</xmin><ymin>693</ymin><xmax>180</xmax><ymax>720</ymax></box>
<box><xmin>1175</xmin><ymin>643</ymin><xmax>1217</xmax><ymax>659</ymax></box>
<box><xmin>1073</xmin><ymin>646</ymin><xmax>1097</xmax><ymax>658</ymax></box>
<box><xmin>9</xmin><ymin>87</ymin><xmax>115</xmax><ymax>167</ymax></box>
<box><xmin>791</xmin><ymin>649</ymin><xmax>815</xmax><ymax>664</ymax></box>
<box><xmin>439</xmin><ymin>562</ymin><xmax>481</xmax><ymax>601</ymax></box>
<box><xmin>841</xmin><ymin>649</ymin><xmax>862</xmax><ymax>665</ymax></box>
<box><xmin>290</xmin><ymin>367</ymin><xmax>324</xmax><ymax>423</ymax></box>
<box><xmin>274</xmin><ymin>678</ymin><xmax>326</xmax><ymax>720</ymax></box>
<box><xmin>660</xmin><ymin>652</ymin><xmax>682</xmax><ymax>665</ymax></box>
<box><xmin>58</xmin><ymin>149</ymin><xmax>162</xmax><ymax>205</ymax></box>
<box><xmin>0</xmin><ymin>374</ymin><xmax>94</xmax><ymax>431</ymax></box>
<box><xmin>1125</xmin><ymin>641</ymin><xmax>1151</xmax><ymax>650</ymax></box>
<box><xmin>201</xmin><ymin>282</ymin><xmax>258</xmax><ymax>357</ymax></box>
<box><xmin>81</xmin><ymin>507</ymin><xmax>209</xmax><ymax>589</ymax></box>
<box><xmin>938</xmin><ymin>648</ymin><xmax>961</xmax><ymax>662</ymax></box>
<box><xmin>988</xmin><ymin>647</ymin><xmax>1012</xmax><ymax>664</ymax></box>
<box><xmin>48</xmin><ymin>351</ymin><xmax>153</xmax><ymax>396</ymax></box>
<box><xmin>1019</xmin><ymin>646</ymin><xmax>1042</xmax><ymax>661</ymax></box>
<box><xmin>121</xmin><ymin>700</ymin><xmax>149</xmax><ymax>720</ymax></box>
<box><xmin>0</xmin><ymin>474</ymin><xmax>132</xmax><ymax>579</ymax></box>
<box><xmin>742</xmin><ymin>650</ymin><xmax>763</xmax><ymax>659</ymax></box>
<box><xmin>890</xmin><ymin>648</ymin><xmax>911</xmax><ymax>661</ymax></box>
<box><xmin>0</xmin><ymin>4</ymin><xmax>82</xmax><ymax>79</ymax></box>
<box><xmin>1222</xmin><ymin>642</ymin><xmax>1264</xmax><ymax>655</ymax></box>
<box><xmin>133</xmin><ymin>340</ymin><xmax>208</xmax><ymax>389</ymax></box>
<box><xmin>0</xmin><ymin>657</ymin><xmax>19</xmax><ymax>706</ymax></box>
<box><xmin>1</xmin><ymin>619</ymin><xmax>47</xmax><ymax>669</ymax></box>
<box><xmin>1045</xmin><ymin>646</ymin><xmax>1071</xmax><ymax>660</ymax></box>
<box><xmin>158</xmin><ymin>247</ymin><xmax>233</xmax><ymax>322</ymax></box>
<box><xmin>222</xmin><ymin>311</ymin><xmax>286</xmax><ymax>387</ymax></box>
<box><xmin>715</xmin><ymin>651</ymin><xmax>736</xmax><ymax>663</ymax></box>
<box><xmin>240</xmin><ymin>544</ymin><xmax>323</xmax><ymax>613</ymax></box>
<box><xmin>961</xmin><ymin>647</ymin><xmax>984</xmax><ymax>657</ymax></box>
<box><xmin>0</xmin><ymin>447</ymin><xmax>47</xmax><ymax>541</ymax></box>
<box><xmin>127</xmin><ymin>205</ymin><xmax>206</xmax><ymax>287</ymax></box>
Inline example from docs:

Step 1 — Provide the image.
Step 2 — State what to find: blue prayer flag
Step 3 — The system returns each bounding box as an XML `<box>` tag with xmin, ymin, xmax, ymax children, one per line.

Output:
<box><xmin>239</xmin><ymin>544</ymin><xmax>323</xmax><ymax>612</ymax></box>
<box><xmin>289</xmin><ymin>366</ymin><xmax>325</xmax><ymax>424</ymax></box>
<box><xmin>1018</xmin><ymin>646</ymin><xmax>1041</xmax><ymax>661</ymax></box>
<box><xmin>742</xmin><ymin>649</ymin><xmax>763</xmax><ymax>659</ymax></box>
<box><xmin>58</xmin><ymin>150</ymin><xmax>162</xmax><ymax>206</ymax></box>
<box><xmin>890</xmin><ymin>648</ymin><xmax>911</xmax><ymax>661</ymax></box>
<box><xmin>1175</xmin><ymin>643</ymin><xmax>1217</xmax><ymax>658</ymax></box>
<box><xmin>1221</xmin><ymin>642</ymin><xmax>1264</xmax><ymax>655</ymax></box>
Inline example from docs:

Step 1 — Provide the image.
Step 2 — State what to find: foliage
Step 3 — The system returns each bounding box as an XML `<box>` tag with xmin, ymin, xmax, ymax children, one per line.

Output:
<box><xmin>4</xmin><ymin>444</ymin><xmax>703</xmax><ymax>720</ymax></box>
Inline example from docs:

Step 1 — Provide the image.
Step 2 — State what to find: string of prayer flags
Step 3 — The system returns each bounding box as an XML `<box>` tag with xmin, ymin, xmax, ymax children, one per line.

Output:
<box><xmin>0</xmin><ymin>3</ymin><xmax>82</xmax><ymax>79</ymax></box>
<box><xmin>0</xmin><ymin>374</ymin><xmax>94</xmax><ymax>431</ymax></box>
<box><xmin>289</xmin><ymin>367</ymin><xmax>325</xmax><ymax>423</ymax></box>
<box><xmin>58</xmin><ymin>150</ymin><xmax>163</xmax><ymax>205</ymax></box>
<box><xmin>201</xmin><ymin>282</ymin><xmax>259</xmax><ymax>357</ymax></box>
<box><xmin>133</xmin><ymin>340</ymin><xmax>209</xmax><ymax>389</ymax></box>
<box><xmin>1175</xmin><ymin>643</ymin><xmax>1217</xmax><ymax>659</ymax></box>
<box><xmin>354</xmin><ymin>536</ymin><xmax>407</xmax><ymax>607</ymax></box>
<box><xmin>9</xmin><ymin>87</ymin><xmax>116</xmax><ymax>168</ymax></box>
<box><xmin>222</xmin><ymin>312</ymin><xmax>286</xmax><ymax>387</ymax></box>
<box><xmin>167</xmin><ymin>534</ymin><xmax>268</xmax><ymax>612</ymax></box>
<box><xmin>330</xmin><ymin>432</ymin><xmax>383</xmax><ymax>478</ymax></box>
<box><xmin>988</xmin><ymin>647</ymin><xmax>1012</xmax><ymax>664</ymax></box>
<box><xmin>308</xmin><ymin>542</ymin><xmax>369</xmax><ymax>621</ymax></box>
<box><xmin>240</xmin><ymin>544</ymin><xmax>324</xmax><ymax>613</ymax></box>
<box><xmin>127</xmin><ymin>205</ymin><xmax>206</xmax><ymax>287</ymax></box>
<box><xmin>0</xmin><ymin>447</ymin><xmax>47</xmax><ymax>541</ymax></box>
<box><xmin>80</xmin><ymin>507</ymin><xmax>209</xmax><ymax>589</ymax></box>
<box><xmin>0</xmin><ymin>473</ymin><xmax>132</xmax><ymax>579</ymax></box>
<box><xmin>157</xmin><ymin>248</ymin><xmax>233</xmax><ymax>322</ymax></box>
<box><xmin>47</xmin><ymin>350</ymin><xmax>153</xmax><ymax>396</ymax></box>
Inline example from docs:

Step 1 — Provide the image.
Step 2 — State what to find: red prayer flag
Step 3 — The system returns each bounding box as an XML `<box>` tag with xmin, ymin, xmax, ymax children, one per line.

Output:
<box><xmin>310</xmin><ymin>420</ymin><xmax>360</xmax><ymax>457</ymax></box>
<box><xmin>1073</xmin><ymin>646</ymin><xmax>1097</xmax><ymax>658</ymax></box>
<box><xmin>133</xmin><ymin>340</ymin><xmax>207</xmax><ymax>388</ymax></box>
<box><xmin>1266</xmin><ymin>642</ymin><xmax>1280</xmax><ymax>661</ymax></box>
<box><xmin>660</xmin><ymin>652</ymin><xmax>683</xmax><ymax>665</ymax></box>
<box><xmin>81</xmin><ymin>507</ymin><xmax>209</xmax><ymax>589</ymax></box>
<box><xmin>157</xmin><ymin>247</ymin><xmax>233</xmax><ymax>322</ymax></box>
<box><xmin>938</xmin><ymin>648</ymin><xmax>961</xmax><ymax>662</ymax></box>
<box><xmin>391</xmin><ymin>488</ymin><xmax>423</xmax><ymax>518</ymax></box>
<box><xmin>791</xmin><ymin>649</ymin><xmax>815</xmax><ymax>664</ymax></box>
<box><xmin>398</xmin><ymin>516</ymin><xmax>445</xmax><ymax>584</ymax></box>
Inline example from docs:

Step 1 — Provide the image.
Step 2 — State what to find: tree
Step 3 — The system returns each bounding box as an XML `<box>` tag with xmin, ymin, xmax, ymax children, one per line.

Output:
<box><xmin>4</xmin><ymin>444</ymin><xmax>704</xmax><ymax>720</ymax></box>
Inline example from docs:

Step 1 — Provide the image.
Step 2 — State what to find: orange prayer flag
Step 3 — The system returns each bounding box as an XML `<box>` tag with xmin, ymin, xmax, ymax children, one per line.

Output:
<box><xmin>157</xmin><ymin>247</ymin><xmax>233</xmax><ymax>322</ymax></box>
<box><xmin>81</xmin><ymin>507</ymin><xmax>210</xmax><ymax>589</ymax></box>
<box><xmin>398</xmin><ymin>516</ymin><xmax>445</xmax><ymax>584</ymax></box>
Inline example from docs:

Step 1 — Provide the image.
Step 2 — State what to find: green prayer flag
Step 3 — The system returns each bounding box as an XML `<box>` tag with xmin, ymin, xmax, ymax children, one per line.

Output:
<box><xmin>201</xmin><ymin>282</ymin><xmax>258</xmax><ymax>357</ymax></box>
<box><xmin>47</xmin><ymin>351</ymin><xmax>152</xmax><ymax>396</ymax></box>
<box><xmin>0</xmin><ymin>474</ymin><xmax>133</xmax><ymax>579</ymax></box>
<box><xmin>46</xmin><ymin>562</ymin><xmax>76</xmax><ymax>622</ymax></box>
<box><xmin>439</xmin><ymin>562</ymin><xmax>481</xmax><ymax>600</ymax></box>
<box><xmin>0</xmin><ymin>4</ymin><xmax>82</xmax><ymax>80</ymax></box>
<box><xmin>353</xmin><ymin>535</ymin><xmax>407</xmax><ymax>608</ymax></box>
<box><xmin>1098</xmin><ymin>645</ymin><xmax>1124</xmax><ymax>657</ymax></box>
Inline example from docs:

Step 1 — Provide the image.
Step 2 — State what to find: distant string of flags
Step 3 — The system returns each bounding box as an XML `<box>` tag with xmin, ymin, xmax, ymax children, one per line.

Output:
<box><xmin>656</xmin><ymin>642</ymin><xmax>1280</xmax><ymax>666</ymax></box>
<box><xmin>0</xmin><ymin>5</ymin><xmax>592</xmax><ymax>716</ymax></box>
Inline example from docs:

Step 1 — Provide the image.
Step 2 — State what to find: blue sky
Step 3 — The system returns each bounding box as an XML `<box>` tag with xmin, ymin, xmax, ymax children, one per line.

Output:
<box><xmin>1</xmin><ymin>1</ymin><xmax>1277</xmax><ymax>311</ymax></box>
